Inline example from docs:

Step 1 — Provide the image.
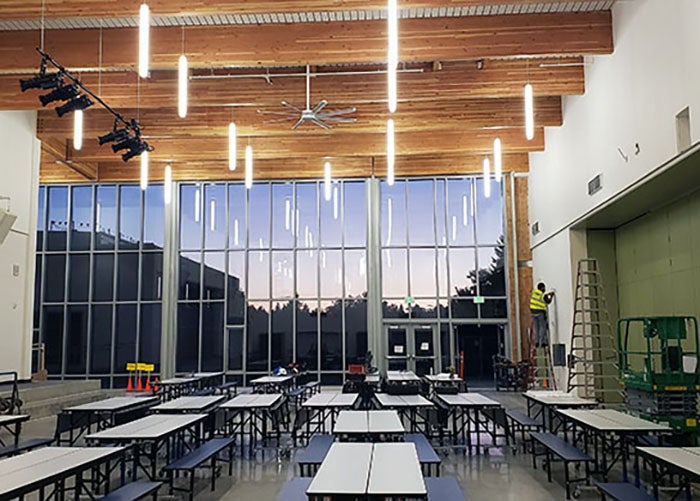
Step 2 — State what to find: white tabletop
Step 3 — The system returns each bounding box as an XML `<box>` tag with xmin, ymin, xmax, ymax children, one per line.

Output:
<box><xmin>220</xmin><ymin>393</ymin><xmax>282</xmax><ymax>409</ymax></box>
<box><xmin>375</xmin><ymin>393</ymin><xmax>433</xmax><ymax>408</ymax></box>
<box><xmin>0</xmin><ymin>447</ymin><xmax>124</xmax><ymax>497</ymax></box>
<box><xmin>306</xmin><ymin>443</ymin><xmax>373</xmax><ymax>496</ymax></box>
<box><xmin>192</xmin><ymin>372</ymin><xmax>224</xmax><ymax>379</ymax></box>
<box><xmin>558</xmin><ymin>409</ymin><xmax>672</xmax><ymax>432</ymax></box>
<box><xmin>151</xmin><ymin>395</ymin><xmax>225</xmax><ymax>412</ymax></box>
<box><xmin>637</xmin><ymin>447</ymin><xmax>700</xmax><ymax>476</ymax></box>
<box><xmin>64</xmin><ymin>396</ymin><xmax>158</xmax><ymax>412</ymax></box>
<box><xmin>334</xmin><ymin>411</ymin><xmax>368</xmax><ymax>434</ymax></box>
<box><xmin>368</xmin><ymin>411</ymin><xmax>405</xmax><ymax>434</ymax></box>
<box><xmin>424</xmin><ymin>373</ymin><xmax>462</xmax><ymax>382</ymax></box>
<box><xmin>334</xmin><ymin>410</ymin><xmax>405</xmax><ymax>435</ymax></box>
<box><xmin>250</xmin><ymin>375</ymin><xmax>295</xmax><ymax>384</ymax></box>
<box><xmin>303</xmin><ymin>392</ymin><xmax>358</xmax><ymax>408</ymax></box>
<box><xmin>0</xmin><ymin>414</ymin><xmax>28</xmax><ymax>425</ymax></box>
<box><xmin>365</xmin><ymin>374</ymin><xmax>381</xmax><ymax>383</ymax></box>
<box><xmin>437</xmin><ymin>392</ymin><xmax>501</xmax><ymax>407</ymax></box>
<box><xmin>386</xmin><ymin>370</ymin><xmax>421</xmax><ymax>382</ymax></box>
<box><xmin>368</xmin><ymin>443</ymin><xmax>426</xmax><ymax>496</ymax></box>
<box><xmin>524</xmin><ymin>390</ymin><xmax>596</xmax><ymax>406</ymax></box>
<box><xmin>159</xmin><ymin>377</ymin><xmax>197</xmax><ymax>385</ymax></box>
<box><xmin>86</xmin><ymin>414</ymin><xmax>206</xmax><ymax>441</ymax></box>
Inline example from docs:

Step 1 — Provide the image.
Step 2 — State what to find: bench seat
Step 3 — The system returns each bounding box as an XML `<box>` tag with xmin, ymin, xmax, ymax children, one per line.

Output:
<box><xmin>596</xmin><ymin>482</ymin><xmax>655</xmax><ymax>501</ymax></box>
<box><xmin>277</xmin><ymin>478</ymin><xmax>313</xmax><ymax>501</ymax></box>
<box><xmin>405</xmin><ymin>433</ymin><xmax>441</xmax><ymax>476</ymax></box>
<box><xmin>295</xmin><ymin>434</ymin><xmax>334</xmax><ymax>476</ymax></box>
<box><xmin>98</xmin><ymin>481</ymin><xmax>162</xmax><ymax>501</ymax></box>
<box><xmin>505</xmin><ymin>410</ymin><xmax>543</xmax><ymax>454</ymax></box>
<box><xmin>0</xmin><ymin>437</ymin><xmax>53</xmax><ymax>458</ymax></box>
<box><xmin>531</xmin><ymin>432</ymin><xmax>593</xmax><ymax>499</ymax></box>
<box><xmin>425</xmin><ymin>477</ymin><xmax>465</xmax><ymax>501</ymax></box>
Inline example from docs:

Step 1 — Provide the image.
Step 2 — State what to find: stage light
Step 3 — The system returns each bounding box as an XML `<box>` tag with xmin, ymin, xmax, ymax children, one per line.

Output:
<box><xmin>39</xmin><ymin>84</ymin><xmax>78</xmax><ymax>106</ymax></box>
<box><xmin>112</xmin><ymin>136</ymin><xmax>141</xmax><ymax>153</ymax></box>
<box><xmin>56</xmin><ymin>94</ymin><xmax>93</xmax><ymax>117</ymax></box>
<box><xmin>20</xmin><ymin>72</ymin><xmax>61</xmax><ymax>92</ymax></box>
<box><xmin>122</xmin><ymin>140</ymin><xmax>150</xmax><ymax>162</ymax></box>
<box><xmin>98</xmin><ymin>127</ymin><xmax>131</xmax><ymax>146</ymax></box>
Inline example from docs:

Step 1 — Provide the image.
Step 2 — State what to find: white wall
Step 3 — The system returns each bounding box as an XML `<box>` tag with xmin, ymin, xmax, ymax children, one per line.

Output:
<box><xmin>0</xmin><ymin>111</ymin><xmax>40</xmax><ymax>380</ymax></box>
<box><xmin>529</xmin><ymin>0</ymin><xmax>700</xmax><ymax>352</ymax></box>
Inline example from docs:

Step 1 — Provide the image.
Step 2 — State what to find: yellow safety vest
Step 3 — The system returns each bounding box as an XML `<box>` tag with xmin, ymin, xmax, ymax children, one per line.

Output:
<box><xmin>530</xmin><ymin>289</ymin><xmax>548</xmax><ymax>311</ymax></box>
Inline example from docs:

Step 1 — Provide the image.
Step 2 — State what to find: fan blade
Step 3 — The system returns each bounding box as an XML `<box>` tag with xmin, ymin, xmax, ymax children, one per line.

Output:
<box><xmin>281</xmin><ymin>101</ymin><xmax>302</xmax><ymax>113</ymax></box>
<box><xmin>321</xmin><ymin>116</ymin><xmax>357</xmax><ymax>123</ymax></box>
<box><xmin>257</xmin><ymin>109</ymin><xmax>299</xmax><ymax>117</ymax></box>
<box><xmin>319</xmin><ymin>107</ymin><xmax>357</xmax><ymax>117</ymax></box>
<box><xmin>291</xmin><ymin>118</ymin><xmax>306</xmax><ymax>130</ymax></box>
<box><xmin>310</xmin><ymin>118</ymin><xmax>332</xmax><ymax>130</ymax></box>
<box><xmin>311</xmin><ymin>99</ymin><xmax>329</xmax><ymax>114</ymax></box>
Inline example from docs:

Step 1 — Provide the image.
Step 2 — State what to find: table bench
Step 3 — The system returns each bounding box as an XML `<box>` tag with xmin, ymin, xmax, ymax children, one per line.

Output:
<box><xmin>0</xmin><ymin>412</ymin><xmax>82</xmax><ymax>458</ymax></box>
<box><xmin>595</xmin><ymin>482</ymin><xmax>654</xmax><ymax>501</ymax></box>
<box><xmin>277</xmin><ymin>477</ymin><xmax>312</xmax><ymax>501</ymax></box>
<box><xmin>163</xmin><ymin>437</ymin><xmax>235</xmax><ymax>501</ymax></box>
<box><xmin>98</xmin><ymin>481</ymin><xmax>162</xmax><ymax>501</ymax></box>
<box><xmin>506</xmin><ymin>409</ymin><xmax>543</xmax><ymax>454</ymax></box>
<box><xmin>425</xmin><ymin>477</ymin><xmax>465</xmax><ymax>500</ymax></box>
<box><xmin>295</xmin><ymin>434</ymin><xmax>334</xmax><ymax>476</ymax></box>
<box><xmin>405</xmin><ymin>433</ymin><xmax>441</xmax><ymax>476</ymax></box>
<box><xmin>531</xmin><ymin>432</ymin><xmax>593</xmax><ymax>499</ymax></box>
<box><xmin>303</xmin><ymin>381</ymin><xmax>321</xmax><ymax>398</ymax></box>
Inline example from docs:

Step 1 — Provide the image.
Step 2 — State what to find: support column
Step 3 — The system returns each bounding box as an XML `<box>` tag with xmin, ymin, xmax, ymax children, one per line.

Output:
<box><xmin>159</xmin><ymin>179</ymin><xmax>178</xmax><ymax>379</ymax></box>
<box><xmin>366</xmin><ymin>178</ymin><xmax>385</xmax><ymax>373</ymax></box>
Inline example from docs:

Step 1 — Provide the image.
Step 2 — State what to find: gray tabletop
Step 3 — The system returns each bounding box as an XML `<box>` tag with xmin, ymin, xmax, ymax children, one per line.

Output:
<box><xmin>424</xmin><ymin>373</ymin><xmax>462</xmax><ymax>382</ymax></box>
<box><xmin>151</xmin><ymin>395</ymin><xmax>225</xmax><ymax>412</ymax></box>
<box><xmin>386</xmin><ymin>370</ymin><xmax>421</xmax><ymax>382</ymax></box>
<box><xmin>64</xmin><ymin>396</ymin><xmax>158</xmax><ymax>412</ymax></box>
<box><xmin>524</xmin><ymin>390</ymin><xmax>597</xmax><ymax>406</ymax></box>
<box><xmin>438</xmin><ymin>392</ymin><xmax>501</xmax><ymax>407</ymax></box>
<box><xmin>333</xmin><ymin>410</ymin><xmax>405</xmax><ymax>435</ymax></box>
<box><xmin>368</xmin><ymin>443</ymin><xmax>426</xmax><ymax>495</ymax></box>
<box><xmin>375</xmin><ymin>393</ymin><xmax>433</xmax><ymax>408</ymax></box>
<box><xmin>220</xmin><ymin>393</ymin><xmax>282</xmax><ymax>409</ymax></box>
<box><xmin>558</xmin><ymin>409</ymin><xmax>671</xmax><ymax>432</ymax></box>
<box><xmin>637</xmin><ymin>447</ymin><xmax>700</xmax><ymax>477</ymax></box>
<box><xmin>0</xmin><ymin>415</ymin><xmax>29</xmax><ymax>425</ymax></box>
<box><xmin>86</xmin><ymin>414</ymin><xmax>206</xmax><ymax>441</ymax></box>
<box><xmin>303</xmin><ymin>391</ymin><xmax>358</xmax><ymax>408</ymax></box>
<box><xmin>250</xmin><ymin>375</ymin><xmax>295</xmax><ymax>384</ymax></box>
<box><xmin>158</xmin><ymin>377</ymin><xmax>197</xmax><ymax>386</ymax></box>
<box><xmin>0</xmin><ymin>447</ymin><xmax>124</xmax><ymax>497</ymax></box>
<box><xmin>306</xmin><ymin>443</ymin><xmax>373</xmax><ymax>496</ymax></box>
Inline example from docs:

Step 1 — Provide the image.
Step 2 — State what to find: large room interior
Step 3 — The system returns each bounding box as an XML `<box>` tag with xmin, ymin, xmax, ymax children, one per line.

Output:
<box><xmin>1</xmin><ymin>1</ymin><xmax>700</xmax><ymax>500</ymax></box>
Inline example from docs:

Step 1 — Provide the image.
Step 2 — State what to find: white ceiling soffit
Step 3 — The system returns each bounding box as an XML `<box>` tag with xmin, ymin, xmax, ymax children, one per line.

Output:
<box><xmin>0</xmin><ymin>1</ymin><xmax>615</xmax><ymax>31</ymax></box>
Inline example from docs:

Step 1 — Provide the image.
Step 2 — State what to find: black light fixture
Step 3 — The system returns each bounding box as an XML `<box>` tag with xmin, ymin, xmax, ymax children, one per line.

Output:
<box><xmin>122</xmin><ymin>140</ymin><xmax>150</xmax><ymax>162</ymax></box>
<box><xmin>55</xmin><ymin>94</ymin><xmax>94</xmax><ymax>117</ymax></box>
<box><xmin>98</xmin><ymin>127</ymin><xmax>131</xmax><ymax>146</ymax></box>
<box><xmin>112</xmin><ymin>136</ymin><xmax>141</xmax><ymax>153</ymax></box>
<box><xmin>39</xmin><ymin>84</ymin><xmax>79</xmax><ymax>106</ymax></box>
<box><xmin>20</xmin><ymin>60</ymin><xmax>62</xmax><ymax>92</ymax></box>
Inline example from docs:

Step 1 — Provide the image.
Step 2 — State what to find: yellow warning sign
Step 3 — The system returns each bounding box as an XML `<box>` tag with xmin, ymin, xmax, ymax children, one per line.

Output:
<box><xmin>126</xmin><ymin>363</ymin><xmax>136</xmax><ymax>371</ymax></box>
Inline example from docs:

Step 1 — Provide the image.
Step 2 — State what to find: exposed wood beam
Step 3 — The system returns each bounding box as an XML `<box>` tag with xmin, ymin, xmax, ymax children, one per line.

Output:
<box><xmin>1</xmin><ymin>58</ymin><xmax>584</xmax><ymax>109</ymax></box>
<box><xmin>41</xmin><ymin>138</ymin><xmax>97</xmax><ymax>180</ymax></box>
<box><xmin>0</xmin><ymin>12</ymin><xmax>612</xmax><ymax>72</ymax></box>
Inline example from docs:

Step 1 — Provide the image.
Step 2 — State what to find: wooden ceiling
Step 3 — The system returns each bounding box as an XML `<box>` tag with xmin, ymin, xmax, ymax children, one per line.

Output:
<box><xmin>0</xmin><ymin>0</ymin><xmax>615</xmax><ymax>182</ymax></box>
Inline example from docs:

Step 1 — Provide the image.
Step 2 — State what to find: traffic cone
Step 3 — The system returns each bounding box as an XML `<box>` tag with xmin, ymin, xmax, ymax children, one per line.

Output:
<box><xmin>136</xmin><ymin>375</ymin><xmax>143</xmax><ymax>392</ymax></box>
<box><xmin>153</xmin><ymin>376</ymin><xmax>160</xmax><ymax>393</ymax></box>
<box><xmin>126</xmin><ymin>375</ymin><xmax>133</xmax><ymax>392</ymax></box>
<box><xmin>145</xmin><ymin>374</ymin><xmax>152</xmax><ymax>393</ymax></box>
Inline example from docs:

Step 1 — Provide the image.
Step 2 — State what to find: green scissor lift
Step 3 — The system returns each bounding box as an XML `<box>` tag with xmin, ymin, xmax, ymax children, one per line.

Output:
<box><xmin>618</xmin><ymin>316</ymin><xmax>700</xmax><ymax>437</ymax></box>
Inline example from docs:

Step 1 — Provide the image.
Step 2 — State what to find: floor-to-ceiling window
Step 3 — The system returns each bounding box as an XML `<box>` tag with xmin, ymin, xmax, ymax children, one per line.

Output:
<box><xmin>34</xmin><ymin>184</ymin><xmax>165</xmax><ymax>388</ymax></box>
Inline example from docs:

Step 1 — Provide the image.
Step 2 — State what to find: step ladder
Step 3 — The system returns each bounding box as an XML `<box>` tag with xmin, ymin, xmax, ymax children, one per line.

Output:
<box><xmin>566</xmin><ymin>259</ymin><xmax>622</xmax><ymax>402</ymax></box>
<box><xmin>528</xmin><ymin>325</ymin><xmax>556</xmax><ymax>390</ymax></box>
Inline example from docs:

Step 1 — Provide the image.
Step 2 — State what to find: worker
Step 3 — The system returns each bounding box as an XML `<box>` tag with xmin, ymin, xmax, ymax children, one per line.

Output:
<box><xmin>530</xmin><ymin>282</ymin><xmax>555</xmax><ymax>347</ymax></box>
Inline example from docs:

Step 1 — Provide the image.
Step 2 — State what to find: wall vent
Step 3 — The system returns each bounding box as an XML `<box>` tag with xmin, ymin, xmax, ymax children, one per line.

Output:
<box><xmin>531</xmin><ymin>221</ymin><xmax>540</xmax><ymax>236</ymax></box>
<box><xmin>588</xmin><ymin>174</ymin><xmax>602</xmax><ymax>196</ymax></box>
<box><xmin>676</xmin><ymin>106</ymin><xmax>691</xmax><ymax>154</ymax></box>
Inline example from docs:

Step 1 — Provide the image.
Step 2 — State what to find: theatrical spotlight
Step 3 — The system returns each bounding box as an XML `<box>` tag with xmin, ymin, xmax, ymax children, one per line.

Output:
<box><xmin>39</xmin><ymin>84</ymin><xmax>79</xmax><ymax>107</ymax></box>
<box><xmin>56</xmin><ymin>94</ymin><xmax>93</xmax><ymax>117</ymax></box>
<box><xmin>20</xmin><ymin>72</ymin><xmax>61</xmax><ymax>92</ymax></box>
<box><xmin>121</xmin><ymin>140</ymin><xmax>150</xmax><ymax>162</ymax></box>
<box><xmin>99</xmin><ymin>127</ymin><xmax>131</xmax><ymax>146</ymax></box>
<box><xmin>112</xmin><ymin>136</ymin><xmax>141</xmax><ymax>153</ymax></box>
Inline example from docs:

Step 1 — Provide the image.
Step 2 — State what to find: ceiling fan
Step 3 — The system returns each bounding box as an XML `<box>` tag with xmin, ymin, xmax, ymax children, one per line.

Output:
<box><xmin>257</xmin><ymin>65</ymin><xmax>357</xmax><ymax>130</ymax></box>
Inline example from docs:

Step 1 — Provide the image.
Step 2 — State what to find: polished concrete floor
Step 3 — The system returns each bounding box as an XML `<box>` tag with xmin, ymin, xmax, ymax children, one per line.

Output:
<box><xmin>4</xmin><ymin>387</ymin><xmax>689</xmax><ymax>500</ymax></box>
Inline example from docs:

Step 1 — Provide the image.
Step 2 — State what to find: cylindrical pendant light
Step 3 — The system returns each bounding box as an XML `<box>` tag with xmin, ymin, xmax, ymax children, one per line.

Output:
<box><xmin>138</xmin><ymin>3</ymin><xmax>150</xmax><ymax>79</ymax></box>
<box><xmin>483</xmin><ymin>157</ymin><xmax>491</xmax><ymax>198</ymax></box>
<box><xmin>164</xmin><ymin>164</ymin><xmax>172</xmax><ymax>204</ymax></box>
<box><xmin>524</xmin><ymin>83</ymin><xmax>534</xmax><ymax>141</ymax></box>
<box><xmin>178</xmin><ymin>54</ymin><xmax>188</xmax><ymax>118</ymax></box>
<box><xmin>386</xmin><ymin>118</ymin><xmax>395</xmax><ymax>186</ymax></box>
<box><xmin>387</xmin><ymin>0</ymin><xmax>398</xmax><ymax>113</ymax></box>
<box><xmin>73</xmin><ymin>109</ymin><xmax>83</xmax><ymax>150</ymax></box>
<box><xmin>140</xmin><ymin>150</ymin><xmax>149</xmax><ymax>191</ymax></box>
<box><xmin>324</xmin><ymin>161</ymin><xmax>332</xmax><ymax>201</ymax></box>
<box><xmin>228</xmin><ymin>122</ymin><xmax>237</xmax><ymax>171</ymax></box>
<box><xmin>493</xmin><ymin>137</ymin><xmax>502</xmax><ymax>182</ymax></box>
<box><xmin>245</xmin><ymin>144</ymin><xmax>253</xmax><ymax>189</ymax></box>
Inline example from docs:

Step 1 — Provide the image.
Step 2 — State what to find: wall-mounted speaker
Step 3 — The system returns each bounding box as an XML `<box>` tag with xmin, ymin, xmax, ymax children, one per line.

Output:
<box><xmin>0</xmin><ymin>208</ymin><xmax>17</xmax><ymax>244</ymax></box>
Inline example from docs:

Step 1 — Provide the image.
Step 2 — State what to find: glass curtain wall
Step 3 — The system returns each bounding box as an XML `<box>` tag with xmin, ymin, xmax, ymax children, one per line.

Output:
<box><xmin>34</xmin><ymin>184</ymin><xmax>165</xmax><ymax>388</ymax></box>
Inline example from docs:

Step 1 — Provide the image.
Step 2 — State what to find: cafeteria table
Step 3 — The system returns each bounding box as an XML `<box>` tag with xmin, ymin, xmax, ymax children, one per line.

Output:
<box><xmin>250</xmin><ymin>375</ymin><xmax>296</xmax><ymax>394</ymax></box>
<box><xmin>64</xmin><ymin>396</ymin><xmax>159</xmax><ymax>441</ymax></box>
<box><xmin>333</xmin><ymin>410</ymin><xmax>405</xmax><ymax>441</ymax></box>
<box><xmin>0</xmin><ymin>414</ymin><xmax>29</xmax><ymax>447</ymax></box>
<box><xmin>423</xmin><ymin>373</ymin><xmax>463</xmax><ymax>395</ymax></box>
<box><xmin>436</xmin><ymin>392</ymin><xmax>506</xmax><ymax>454</ymax></box>
<box><xmin>221</xmin><ymin>393</ymin><xmax>283</xmax><ymax>455</ymax></box>
<box><xmin>523</xmin><ymin>390</ymin><xmax>597</xmax><ymax>430</ymax></box>
<box><xmin>635</xmin><ymin>446</ymin><xmax>700</xmax><ymax>500</ymax></box>
<box><xmin>151</xmin><ymin>395</ymin><xmax>225</xmax><ymax>414</ymax></box>
<box><xmin>158</xmin><ymin>377</ymin><xmax>200</xmax><ymax>400</ymax></box>
<box><xmin>374</xmin><ymin>393</ymin><xmax>434</xmax><ymax>433</ymax></box>
<box><xmin>301</xmin><ymin>391</ymin><xmax>358</xmax><ymax>438</ymax></box>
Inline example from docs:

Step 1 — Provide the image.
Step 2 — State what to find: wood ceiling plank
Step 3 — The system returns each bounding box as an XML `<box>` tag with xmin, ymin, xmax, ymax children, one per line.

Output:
<box><xmin>0</xmin><ymin>12</ymin><xmax>612</xmax><ymax>72</ymax></box>
<box><xmin>41</xmin><ymin>137</ymin><xmax>98</xmax><ymax>179</ymax></box>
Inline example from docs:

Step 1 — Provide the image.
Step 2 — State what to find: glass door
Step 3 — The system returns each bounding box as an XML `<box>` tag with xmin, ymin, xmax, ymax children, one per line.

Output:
<box><xmin>413</xmin><ymin>325</ymin><xmax>437</xmax><ymax>376</ymax></box>
<box><xmin>386</xmin><ymin>326</ymin><xmax>409</xmax><ymax>370</ymax></box>
<box><xmin>385</xmin><ymin>324</ymin><xmax>438</xmax><ymax>375</ymax></box>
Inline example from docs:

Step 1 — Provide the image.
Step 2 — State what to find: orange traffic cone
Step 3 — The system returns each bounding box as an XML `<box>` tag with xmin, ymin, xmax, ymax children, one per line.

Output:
<box><xmin>136</xmin><ymin>375</ymin><xmax>143</xmax><ymax>392</ymax></box>
<box><xmin>127</xmin><ymin>375</ymin><xmax>134</xmax><ymax>392</ymax></box>
<box><xmin>145</xmin><ymin>375</ymin><xmax>152</xmax><ymax>393</ymax></box>
<box><xmin>153</xmin><ymin>376</ymin><xmax>160</xmax><ymax>393</ymax></box>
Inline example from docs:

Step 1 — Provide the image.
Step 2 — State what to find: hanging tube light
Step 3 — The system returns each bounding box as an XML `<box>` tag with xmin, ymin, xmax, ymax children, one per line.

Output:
<box><xmin>387</xmin><ymin>0</ymin><xmax>398</xmax><ymax>113</ymax></box>
<box><xmin>138</xmin><ymin>3</ymin><xmax>150</xmax><ymax>79</ymax></box>
<box><xmin>324</xmin><ymin>161</ymin><xmax>332</xmax><ymax>201</ymax></box>
<box><xmin>73</xmin><ymin>109</ymin><xmax>83</xmax><ymax>150</ymax></box>
<box><xmin>178</xmin><ymin>54</ymin><xmax>188</xmax><ymax>118</ymax></box>
<box><xmin>524</xmin><ymin>83</ymin><xmax>534</xmax><ymax>141</ymax></box>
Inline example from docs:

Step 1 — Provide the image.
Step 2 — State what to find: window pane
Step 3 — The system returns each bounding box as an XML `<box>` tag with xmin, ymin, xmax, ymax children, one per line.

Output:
<box><xmin>345</xmin><ymin>299</ymin><xmax>368</xmax><ymax>365</ymax></box>
<box><xmin>320</xmin><ymin>250</ymin><xmax>342</xmax><ymax>298</ymax></box>
<box><xmin>481</xmin><ymin>299</ymin><xmax>508</xmax><ymax>319</ymax></box>
<box><xmin>345</xmin><ymin>182</ymin><xmax>366</xmax><ymax>247</ymax></box>
<box><xmin>95</xmin><ymin>186</ymin><xmax>117</xmax><ymax>250</ymax></box>
<box><xmin>90</xmin><ymin>305</ymin><xmax>112</xmax><ymax>374</ymax></box>
<box><xmin>381</xmin><ymin>181</ymin><xmax>406</xmax><ymax>246</ymax></box>
<box><xmin>114</xmin><ymin>304</ymin><xmax>137</xmax><ymax>371</ymax></box>
<box><xmin>437</xmin><ymin>248</ymin><xmax>448</xmax><ymax>297</ymax></box>
<box><xmin>451</xmin><ymin>299</ymin><xmax>477</xmax><ymax>319</ymax></box>
<box><xmin>47</xmin><ymin>186</ymin><xmax>68</xmax><ymax>251</ymax></box>
<box><xmin>296</xmin><ymin>183</ymin><xmax>318</xmax><ymax>249</ymax></box>
<box><xmin>249</xmin><ymin>184</ymin><xmax>270</xmax><ymax>249</ymax></box>
<box><xmin>70</xmin><ymin>186</ymin><xmax>92</xmax><ymax>250</ymax></box>
<box><xmin>320</xmin><ymin>182</ymin><xmax>341</xmax><ymax>247</ymax></box>
<box><xmin>37</xmin><ymin>186</ymin><xmax>45</xmax><ymax>251</ymax></box>
<box><xmin>247</xmin><ymin>302</ymin><xmax>269</xmax><ymax>372</ymax></box>
<box><xmin>203</xmin><ymin>252</ymin><xmax>226</xmax><ymax>300</ymax></box>
<box><xmin>449</xmin><ymin>248</ymin><xmax>476</xmax><ymax>297</ymax></box>
<box><xmin>44</xmin><ymin>255</ymin><xmax>66</xmax><ymax>303</ymax></box>
<box><xmin>228</xmin><ymin>185</ymin><xmax>246</xmax><ymax>249</ymax></box>
<box><xmin>272</xmin><ymin>183</ymin><xmax>294</xmax><ymax>249</ymax></box>
<box><xmin>297</xmin><ymin>249</ymin><xmax>318</xmax><ymax>298</ymax></box>
<box><xmin>271</xmin><ymin>301</ymin><xmax>293</xmax><ymax>368</ymax></box>
<box><xmin>119</xmin><ymin>186</ymin><xmax>140</xmax><ymax>249</ymax></box>
<box><xmin>68</xmin><ymin>254</ymin><xmax>90</xmax><ymax>302</ymax></box>
<box><xmin>93</xmin><ymin>254</ymin><xmax>115</xmax><ymax>302</ymax></box>
<box><xmin>272</xmin><ymin>251</ymin><xmax>293</xmax><ymax>299</ymax></box>
<box><xmin>412</xmin><ymin>298</ymin><xmax>437</xmax><ymax>319</ymax></box>
<box><xmin>65</xmin><ymin>305</ymin><xmax>88</xmax><ymax>374</ymax></box>
<box><xmin>409</xmin><ymin>249</ymin><xmax>436</xmax><ymax>298</ymax></box>
<box><xmin>440</xmin><ymin>324</ymin><xmax>451</xmax><ymax>372</ymax></box>
<box><xmin>202</xmin><ymin>302</ymin><xmax>224</xmax><ymax>371</ymax></box>
<box><xmin>478</xmin><ymin>246</ymin><xmax>506</xmax><ymax>296</ymax></box>
<box><xmin>179</xmin><ymin>252</ymin><xmax>201</xmax><ymax>300</ymax></box>
<box><xmin>321</xmin><ymin>300</ymin><xmax>342</xmax><ymax>370</ymax></box>
<box><xmin>228</xmin><ymin>327</ymin><xmax>243</xmax><ymax>371</ymax></box>
<box><xmin>180</xmin><ymin>184</ymin><xmax>202</xmax><ymax>250</ymax></box>
<box><xmin>204</xmin><ymin>184</ymin><xmax>225</xmax><ymax>250</ymax></box>
<box><xmin>33</xmin><ymin>256</ymin><xmax>42</xmax><ymax>328</ymax></box>
<box><xmin>227</xmin><ymin>251</ymin><xmax>245</xmax><ymax>325</ymax></box>
<box><xmin>42</xmin><ymin>305</ymin><xmax>64</xmax><ymax>374</ymax></box>
<box><xmin>296</xmin><ymin>300</ymin><xmax>318</xmax><ymax>371</ymax></box>
<box><xmin>382</xmin><ymin>299</ymin><xmax>409</xmax><ymax>319</ymax></box>
<box><xmin>117</xmin><ymin>253</ymin><xmax>139</xmax><ymax>301</ymax></box>
<box><xmin>447</xmin><ymin>179</ymin><xmax>475</xmax><ymax>246</ymax></box>
<box><xmin>248</xmin><ymin>251</ymin><xmax>269</xmax><ymax>300</ymax></box>
<box><xmin>407</xmin><ymin>180</ymin><xmax>435</xmax><ymax>246</ymax></box>
<box><xmin>139</xmin><ymin>303</ymin><xmax>161</xmax><ymax>371</ymax></box>
<box><xmin>436</xmin><ymin>180</ymin><xmax>447</xmax><ymax>246</ymax></box>
<box><xmin>177</xmin><ymin>303</ymin><xmax>200</xmax><ymax>372</ymax></box>
<box><xmin>382</xmin><ymin>249</ymin><xmax>407</xmax><ymax>299</ymax></box>
<box><xmin>141</xmin><ymin>252</ymin><xmax>163</xmax><ymax>301</ymax></box>
<box><xmin>144</xmin><ymin>184</ymin><xmax>164</xmax><ymax>249</ymax></box>
<box><xmin>344</xmin><ymin>250</ymin><xmax>366</xmax><ymax>298</ymax></box>
<box><xmin>475</xmin><ymin>178</ymin><xmax>503</xmax><ymax>245</ymax></box>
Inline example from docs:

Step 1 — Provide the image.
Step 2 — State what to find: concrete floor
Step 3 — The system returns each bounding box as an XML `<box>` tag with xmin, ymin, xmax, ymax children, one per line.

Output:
<box><xmin>2</xmin><ymin>388</ymin><xmax>684</xmax><ymax>500</ymax></box>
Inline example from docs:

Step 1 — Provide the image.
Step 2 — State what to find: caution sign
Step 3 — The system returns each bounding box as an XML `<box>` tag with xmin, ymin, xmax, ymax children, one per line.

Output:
<box><xmin>126</xmin><ymin>363</ymin><xmax>137</xmax><ymax>371</ymax></box>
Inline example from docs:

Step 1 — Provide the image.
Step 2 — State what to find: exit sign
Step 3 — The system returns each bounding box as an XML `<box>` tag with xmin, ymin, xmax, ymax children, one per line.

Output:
<box><xmin>473</xmin><ymin>296</ymin><xmax>485</xmax><ymax>304</ymax></box>
<box><xmin>405</xmin><ymin>296</ymin><xmax>415</xmax><ymax>305</ymax></box>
